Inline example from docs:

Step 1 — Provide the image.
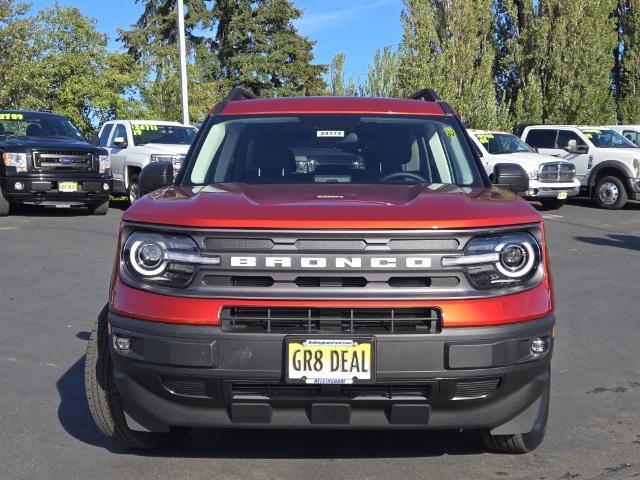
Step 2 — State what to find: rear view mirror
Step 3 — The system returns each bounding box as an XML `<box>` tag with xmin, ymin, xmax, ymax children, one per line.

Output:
<box><xmin>113</xmin><ymin>136</ymin><xmax>128</xmax><ymax>149</ymax></box>
<box><xmin>565</xmin><ymin>139</ymin><xmax>588</xmax><ymax>154</ymax></box>
<box><xmin>139</xmin><ymin>162</ymin><xmax>174</xmax><ymax>195</ymax></box>
<box><xmin>493</xmin><ymin>163</ymin><xmax>529</xmax><ymax>194</ymax></box>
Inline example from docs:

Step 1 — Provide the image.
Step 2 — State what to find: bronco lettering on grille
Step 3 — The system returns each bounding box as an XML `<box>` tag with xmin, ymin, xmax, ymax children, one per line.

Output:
<box><xmin>230</xmin><ymin>256</ymin><xmax>432</xmax><ymax>269</ymax></box>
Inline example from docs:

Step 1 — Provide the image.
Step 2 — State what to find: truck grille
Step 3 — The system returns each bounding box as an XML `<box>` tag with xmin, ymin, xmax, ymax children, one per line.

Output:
<box><xmin>220</xmin><ymin>307</ymin><xmax>442</xmax><ymax>334</ymax></box>
<box><xmin>539</xmin><ymin>163</ymin><xmax>575</xmax><ymax>183</ymax></box>
<box><xmin>32</xmin><ymin>150</ymin><xmax>95</xmax><ymax>172</ymax></box>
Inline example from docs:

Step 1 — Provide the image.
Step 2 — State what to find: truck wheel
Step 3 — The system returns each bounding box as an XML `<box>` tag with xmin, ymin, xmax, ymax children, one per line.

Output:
<box><xmin>539</xmin><ymin>198</ymin><xmax>566</xmax><ymax>210</ymax></box>
<box><xmin>128</xmin><ymin>174</ymin><xmax>141</xmax><ymax>204</ymax></box>
<box><xmin>84</xmin><ymin>306</ymin><xmax>190</xmax><ymax>450</ymax></box>
<box><xmin>594</xmin><ymin>176</ymin><xmax>627</xmax><ymax>209</ymax></box>
<box><xmin>480</xmin><ymin>370</ymin><xmax>550</xmax><ymax>454</ymax></box>
<box><xmin>88</xmin><ymin>198</ymin><xmax>109</xmax><ymax>216</ymax></box>
<box><xmin>0</xmin><ymin>187</ymin><xmax>10</xmax><ymax>216</ymax></box>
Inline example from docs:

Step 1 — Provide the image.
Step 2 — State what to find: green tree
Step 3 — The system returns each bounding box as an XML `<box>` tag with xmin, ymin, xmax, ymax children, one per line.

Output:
<box><xmin>212</xmin><ymin>0</ymin><xmax>326</xmax><ymax>97</ymax></box>
<box><xmin>616</xmin><ymin>0</ymin><xmax>640</xmax><ymax>123</ymax></box>
<box><xmin>397</xmin><ymin>0</ymin><xmax>509</xmax><ymax>129</ymax></box>
<box><xmin>363</xmin><ymin>46</ymin><xmax>401</xmax><ymax>98</ymax></box>
<box><xmin>327</xmin><ymin>53</ymin><xmax>358</xmax><ymax>96</ymax></box>
<box><xmin>0</xmin><ymin>0</ymin><xmax>35</xmax><ymax>109</ymax></box>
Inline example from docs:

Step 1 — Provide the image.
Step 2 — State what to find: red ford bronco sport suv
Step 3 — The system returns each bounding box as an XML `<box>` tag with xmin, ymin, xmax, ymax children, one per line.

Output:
<box><xmin>85</xmin><ymin>88</ymin><xmax>554</xmax><ymax>454</ymax></box>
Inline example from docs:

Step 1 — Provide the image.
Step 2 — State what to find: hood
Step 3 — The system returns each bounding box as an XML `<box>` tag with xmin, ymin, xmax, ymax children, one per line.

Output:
<box><xmin>123</xmin><ymin>183</ymin><xmax>541</xmax><ymax>230</ymax></box>
<box><xmin>494</xmin><ymin>151</ymin><xmax>573</xmax><ymax>169</ymax></box>
<box><xmin>130</xmin><ymin>143</ymin><xmax>190</xmax><ymax>155</ymax></box>
<box><xmin>1</xmin><ymin>136</ymin><xmax>99</xmax><ymax>152</ymax></box>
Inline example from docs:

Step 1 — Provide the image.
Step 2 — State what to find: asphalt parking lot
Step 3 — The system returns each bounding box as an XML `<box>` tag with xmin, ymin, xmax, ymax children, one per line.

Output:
<box><xmin>1</xmin><ymin>199</ymin><xmax>639</xmax><ymax>480</ymax></box>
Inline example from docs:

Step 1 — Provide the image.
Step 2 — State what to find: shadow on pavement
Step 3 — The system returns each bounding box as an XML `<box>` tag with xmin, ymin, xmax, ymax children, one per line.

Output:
<box><xmin>57</xmin><ymin>356</ymin><xmax>485</xmax><ymax>459</ymax></box>
<box><xmin>574</xmin><ymin>234</ymin><xmax>640</xmax><ymax>252</ymax></box>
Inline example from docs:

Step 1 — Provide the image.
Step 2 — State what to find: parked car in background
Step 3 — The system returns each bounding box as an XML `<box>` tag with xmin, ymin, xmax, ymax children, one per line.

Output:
<box><xmin>98</xmin><ymin>120</ymin><xmax>197</xmax><ymax>203</ymax></box>
<box><xmin>517</xmin><ymin>125</ymin><xmax>640</xmax><ymax>209</ymax></box>
<box><xmin>0</xmin><ymin>110</ymin><xmax>111</xmax><ymax>216</ymax></box>
<box><xmin>468</xmin><ymin>129</ymin><xmax>579</xmax><ymax>209</ymax></box>
<box><xmin>607</xmin><ymin>125</ymin><xmax>640</xmax><ymax>147</ymax></box>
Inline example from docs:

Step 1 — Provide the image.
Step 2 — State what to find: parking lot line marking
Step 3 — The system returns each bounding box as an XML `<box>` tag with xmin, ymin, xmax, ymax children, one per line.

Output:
<box><xmin>0</xmin><ymin>226</ymin><xmax>17</xmax><ymax>231</ymax></box>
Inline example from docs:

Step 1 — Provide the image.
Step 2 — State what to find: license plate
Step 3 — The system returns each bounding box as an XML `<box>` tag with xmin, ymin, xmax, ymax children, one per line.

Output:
<box><xmin>58</xmin><ymin>181</ymin><xmax>78</xmax><ymax>193</ymax></box>
<box><xmin>286</xmin><ymin>338</ymin><xmax>374</xmax><ymax>384</ymax></box>
<box><xmin>557</xmin><ymin>191</ymin><xmax>568</xmax><ymax>200</ymax></box>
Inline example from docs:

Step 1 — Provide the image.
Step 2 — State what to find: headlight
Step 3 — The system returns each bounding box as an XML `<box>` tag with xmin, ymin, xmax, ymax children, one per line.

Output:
<box><xmin>633</xmin><ymin>158</ymin><xmax>640</xmax><ymax>177</ymax></box>
<box><xmin>2</xmin><ymin>152</ymin><xmax>28</xmax><ymax>173</ymax></box>
<box><xmin>150</xmin><ymin>154</ymin><xmax>184</xmax><ymax>172</ymax></box>
<box><xmin>442</xmin><ymin>232</ymin><xmax>541</xmax><ymax>290</ymax></box>
<box><xmin>528</xmin><ymin>170</ymin><xmax>538</xmax><ymax>180</ymax></box>
<box><xmin>122</xmin><ymin>231</ymin><xmax>219</xmax><ymax>288</ymax></box>
<box><xmin>98</xmin><ymin>154</ymin><xmax>110</xmax><ymax>174</ymax></box>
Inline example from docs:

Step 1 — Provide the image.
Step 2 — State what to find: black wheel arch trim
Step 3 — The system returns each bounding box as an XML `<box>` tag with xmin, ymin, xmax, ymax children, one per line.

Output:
<box><xmin>587</xmin><ymin>160</ymin><xmax>637</xmax><ymax>193</ymax></box>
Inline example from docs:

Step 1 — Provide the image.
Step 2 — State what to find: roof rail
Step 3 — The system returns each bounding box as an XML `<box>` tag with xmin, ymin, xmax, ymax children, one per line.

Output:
<box><xmin>225</xmin><ymin>86</ymin><xmax>258</xmax><ymax>102</ymax></box>
<box><xmin>407</xmin><ymin>88</ymin><xmax>441</xmax><ymax>102</ymax></box>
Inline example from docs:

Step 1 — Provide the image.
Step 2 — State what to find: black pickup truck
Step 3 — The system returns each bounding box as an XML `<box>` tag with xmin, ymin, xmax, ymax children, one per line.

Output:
<box><xmin>0</xmin><ymin>110</ymin><xmax>112</xmax><ymax>216</ymax></box>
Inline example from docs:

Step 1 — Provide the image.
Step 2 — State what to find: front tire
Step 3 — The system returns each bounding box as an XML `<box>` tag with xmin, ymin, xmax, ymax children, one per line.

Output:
<box><xmin>480</xmin><ymin>370</ymin><xmax>550</xmax><ymax>454</ymax></box>
<box><xmin>128</xmin><ymin>174</ymin><xmax>141</xmax><ymax>204</ymax></box>
<box><xmin>0</xmin><ymin>187</ymin><xmax>10</xmax><ymax>216</ymax></box>
<box><xmin>84</xmin><ymin>306</ymin><xmax>190</xmax><ymax>450</ymax></box>
<box><xmin>594</xmin><ymin>176</ymin><xmax>627</xmax><ymax>209</ymax></box>
<box><xmin>539</xmin><ymin>198</ymin><xmax>566</xmax><ymax>210</ymax></box>
<box><xmin>88</xmin><ymin>198</ymin><xmax>109</xmax><ymax>215</ymax></box>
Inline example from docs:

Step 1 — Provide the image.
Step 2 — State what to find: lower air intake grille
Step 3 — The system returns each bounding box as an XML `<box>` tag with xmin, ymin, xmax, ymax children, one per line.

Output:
<box><xmin>220</xmin><ymin>307</ymin><xmax>441</xmax><ymax>334</ymax></box>
<box><xmin>452</xmin><ymin>378</ymin><xmax>501</xmax><ymax>400</ymax></box>
<box><xmin>161</xmin><ymin>376</ymin><xmax>208</xmax><ymax>397</ymax></box>
<box><xmin>230</xmin><ymin>383</ymin><xmax>431</xmax><ymax>401</ymax></box>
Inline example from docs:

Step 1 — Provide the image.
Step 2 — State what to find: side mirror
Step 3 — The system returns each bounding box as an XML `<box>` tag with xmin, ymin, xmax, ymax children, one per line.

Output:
<box><xmin>88</xmin><ymin>135</ymin><xmax>100</xmax><ymax>147</ymax></box>
<box><xmin>139</xmin><ymin>162</ymin><xmax>174</xmax><ymax>195</ymax></box>
<box><xmin>565</xmin><ymin>139</ymin><xmax>588</xmax><ymax>154</ymax></box>
<box><xmin>493</xmin><ymin>163</ymin><xmax>529</xmax><ymax>194</ymax></box>
<box><xmin>113</xmin><ymin>136</ymin><xmax>128</xmax><ymax>149</ymax></box>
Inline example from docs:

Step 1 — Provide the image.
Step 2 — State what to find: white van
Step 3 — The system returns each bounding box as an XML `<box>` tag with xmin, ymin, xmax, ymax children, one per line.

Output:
<box><xmin>468</xmin><ymin>129</ymin><xmax>580</xmax><ymax>209</ymax></box>
<box><xmin>518</xmin><ymin>125</ymin><xmax>640</xmax><ymax>209</ymax></box>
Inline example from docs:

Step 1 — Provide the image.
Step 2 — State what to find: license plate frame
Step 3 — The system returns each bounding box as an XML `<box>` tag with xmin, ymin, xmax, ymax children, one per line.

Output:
<box><xmin>285</xmin><ymin>337</ymin><xmax>376</xmax><ymax>385</ymax></box>
<box><xmin>58</xmin><ymin>181</ymin><xmax>78</xmax><ymax>193</ymax></box>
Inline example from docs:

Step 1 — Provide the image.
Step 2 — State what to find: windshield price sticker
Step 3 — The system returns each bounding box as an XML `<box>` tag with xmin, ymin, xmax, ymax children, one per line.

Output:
<box><xmin>476</xmin><ymin>133</ymin><xmax>494</xmax><ymax>143</ymax></box>
<box><xmin>132</xmin><ymin>124</ymin><xmax>159</xmax><ymax>135</ymax></box>
<box><xmin>0</xmin><ymin>113</ymin><xmax>24</xmax><ymax>120</ymax></box>
<box><xmin>317</xmin><ymin>130</ymin><xmax>345</xmax><ymax>138</ymax></box>
<box><xmin>444</xmin><ymin>127</ymin><xmax>457</xmax><ymax>138</ymax></box>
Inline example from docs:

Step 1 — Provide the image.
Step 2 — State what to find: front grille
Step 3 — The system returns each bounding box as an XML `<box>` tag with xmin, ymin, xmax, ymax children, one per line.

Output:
<box><xmin>452</xmin><ymin>378</ymin><xmax>501</xmax><ymax>400</ymax></box>
<box><xmin>32</xmin><ymin>150</ymin><xmax>95</xmax><ymax>172</ymax></box>
<box><xmin>539</xmin><ymin>163</ymin><xmax>575</xmax><ymax>182</ymax></box>
<box><xmin>220</xmin><ymin>307</ymin><xmax>441</xmax><ymax>334</ymax></box>
<box><xmin>230</xmin><ymin>382</ymin><xmax>431</xmax><ymax>401</ymax></box>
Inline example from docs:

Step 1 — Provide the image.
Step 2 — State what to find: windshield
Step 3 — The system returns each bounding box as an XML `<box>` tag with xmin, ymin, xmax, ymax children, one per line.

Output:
<box><xmin>131</xmin><ymin>124</ymin><xmax>197</xmax><ymax>146</ymax></box>
<box><xmin>185</xmin><ymin>115</ymin><xmax>483</xmax><ymax>187</ymax></box>
<box><xmin>0</xmin><ymin>111</ymin><xmax>85</xmax><ymax>141</ymax></box>
<box><xmin>473</xmin><ymin>132</ymin><xmax>534</xmax><ymax>154</ymax></box>
<box><xmin>579</xmin><ymin>128</ymin><xmax>637</xmax><ymax>148</ymax></box>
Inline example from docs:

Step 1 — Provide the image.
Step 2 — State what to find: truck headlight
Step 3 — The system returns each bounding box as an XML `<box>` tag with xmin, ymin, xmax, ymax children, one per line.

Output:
<box><xmin>2</xmin><ymin>152</ymin><xmax>28</xmax><ymax>173</ymax></box>
<box><xmin>151</xmin><ymin>154</ymin><xmax>183</xmax><ymax>172</ymax></box>
<box><xmin>122</xmin><ymin>231</ymin><xmax>220</xmax><ymax>288</ymax></box>
<box><xmin>98</xmin><ymin>154</ymin><xmax>110</xmax><ymax>174</ymax></box>
<box><xmin>442</xmin><ymin>232</ymin><xmax>541</xmax><ymax>290</ymax></box>
<box><xmin>633</xmin><ymin>158</ymin><xmax>640</xmax><ymax>177</ymax></box>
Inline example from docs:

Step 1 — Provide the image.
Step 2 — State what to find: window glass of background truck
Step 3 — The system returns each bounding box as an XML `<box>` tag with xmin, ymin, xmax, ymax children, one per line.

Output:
<box><xmin>131</xmin><ymin>125</ymin><xmax>197</xmax><ymax>146</ymax></box>
<box><xmin>99</xmin><ymin>124</ymin><xmax>113</xmax><ymax>146</ymax></box>
<box><xmin>188</xmin><ymin>115</ymin><xmax>482</xmax><ymax>187</ymax></box>
<box><xmin>111</xmin><ymin>124</ymin><xmax>127</xmax><ymax>146</ymax></box>
<box><xmin>526</xmin><ymin>129</ymin><xmax>557</xmax><ymax>149</ymax></box>
<box><xmin>556</xmin><ymin>130</ymin><xmax>586</xmax><ymax>149</ymax></box>
<box><xmin>623</xmin><ymin>130</ymin><xmax>640</xmax><ymax>146</ymax></box>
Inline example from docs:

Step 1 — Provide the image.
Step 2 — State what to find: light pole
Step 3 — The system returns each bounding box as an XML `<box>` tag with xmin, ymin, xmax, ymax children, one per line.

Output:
<box><xmin>177</xmin><ymin>0</ymin><xmax>189</xmax><ymax>125</ymax></box>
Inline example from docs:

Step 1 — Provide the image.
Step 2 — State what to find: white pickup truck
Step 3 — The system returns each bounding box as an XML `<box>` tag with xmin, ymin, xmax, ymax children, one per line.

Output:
<box><xmin>517</xmin><ymin>125</ymin><xmax>640</xmax><ymax>209</ymax></box>
<box><xmin>468</xmin><ymin>129</ymin><xmax>580</xmax><ymax>209</ymax></box>
<box><xmin>98</xmin><ymin>120</ymin><xmax>197</xmax><ymax>203</ymax></box>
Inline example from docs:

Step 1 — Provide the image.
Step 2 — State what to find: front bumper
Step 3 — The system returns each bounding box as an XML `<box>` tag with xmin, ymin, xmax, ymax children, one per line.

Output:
<box><xmin>108</xmin><ymin>311</ymin><xmax>554</xmax><ymax>431</ymax></box>
<box><xmin>523</xmin><ymin>180</ymin><xmax>580</xmax><ymax>199</ymax></box>
<box><xmin>2</xmin><ymin>174</ymin><xmax>112</xmax><ymax>205</ymax></box>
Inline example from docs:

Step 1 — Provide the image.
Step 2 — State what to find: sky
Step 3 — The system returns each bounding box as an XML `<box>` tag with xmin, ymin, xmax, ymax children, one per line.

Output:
<box><xmin>28</xmin><ymin>0</ymin><xmax>404</xmax><ymax>82</ymax></box>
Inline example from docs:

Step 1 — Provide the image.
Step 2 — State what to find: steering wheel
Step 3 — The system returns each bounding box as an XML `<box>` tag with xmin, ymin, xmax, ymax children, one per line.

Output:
<box><xmin>379</xmin><ymin>171</ymin><xmax>427</xmax><ymax>183</ymax></box>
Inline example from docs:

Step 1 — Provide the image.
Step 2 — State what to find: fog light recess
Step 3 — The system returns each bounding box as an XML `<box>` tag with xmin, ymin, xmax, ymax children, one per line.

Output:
<box><xmin>103</xmin><ymin>183</ymin><xmax>110</xmax><ymax>191</ymax></box>
<box><xmin>14</xmin><ymin>181</ymin><xmax>24</xmax><ymax>191</ymax></box>
<box><xmin>530</xmin><ymin>337</ymin><xmax>548</xmax><ymax>354</ymax></box>
<box><xmin>113</xmin><ymin>335</ymin><xmax>131</xmax><ymax>351</ymax></box>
